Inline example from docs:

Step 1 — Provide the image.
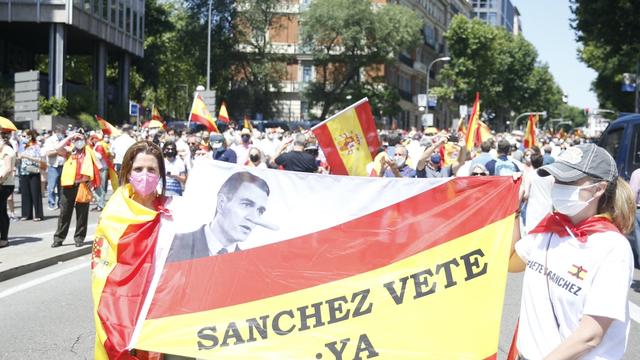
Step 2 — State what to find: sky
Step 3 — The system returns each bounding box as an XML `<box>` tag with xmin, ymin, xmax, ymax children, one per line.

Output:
<box><xmin>511</xmin><ymin>0</ymin><xmax>598</xmax><ymax>109</ymax></box>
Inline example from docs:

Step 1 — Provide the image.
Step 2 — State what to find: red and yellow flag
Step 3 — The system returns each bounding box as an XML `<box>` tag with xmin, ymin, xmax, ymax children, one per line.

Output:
<box><xmin>311</xmin><ymin>98</ymin><xmax>381</xmax><ymax>176</ymax></box>
<box><xmin>218</xmin><ymin>101</ymin><xmax>230</xmax><ymax>124</ymax></box>
<box><xmin>477</xmin><ymin>119</ymin><xmax>493</xmax><ymax>144</ymax></box>
<box><xmin>126</xmin><ymin>163</ymin><xmax>520</xmax><ymax>359</ymax></box>
<box><xmin>189</xmin><ymin>95</ymin><xmax>220</xmax><ymax>133</ymax></box>
<box><xmin>92</xmin><ymin>185</ymin><xmax>167</xmax><ymax>359</ymax></box>
<box><xmin>95</xmin><ymin>115</ymin><xmax>122</xmax><ymax>137</ymax></box>
<box><xmin>151</xmin><ymin>104</ymin><xmax>163</xmax><ymax>122</ymax></box>
<box><xmin>524</xmin><ymin>114</ymin><xmax>537</xmax><ymax>149</ymax></box>
<box><xmin>243</xmin><ymin>114</ymin><xmax>253</xmax><ymax>131</ymax></box>
<box><xmin>465</xmin><ymin>92</ymin><xmax>481</xmax><ymax>151</ymax></box>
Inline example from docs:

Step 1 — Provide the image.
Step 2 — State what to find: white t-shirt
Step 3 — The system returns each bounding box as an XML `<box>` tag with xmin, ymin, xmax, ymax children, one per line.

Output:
<box><xmin>111</xmin><ymin>134</ymin><xmax>136</xmax><ymax>165</ymax></box>
<box><xmin>515</xmin><ymin>231</ymin><xmax>633</xmax><ymax>360</ymax></box>
<box><xmin>0</xmin><ymin>145</ymin><xmax>16</xmax><ymax>186</ymax></box>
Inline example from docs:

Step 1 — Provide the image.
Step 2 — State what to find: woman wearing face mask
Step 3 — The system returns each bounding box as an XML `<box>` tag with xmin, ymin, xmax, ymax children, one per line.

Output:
<box><xmin>162</xmin><ymin>141</ymin><xmax>186</xmax><ymax>196</ymax></box>
<box><xmin>92</xmin><ymin>141</ymin><xmax>170</xmax><ymax>359</ymax></box>
<box><xmin>508</xmin><ymin>143</ymin><xmax>636</xmax><ymax>360</ymax></box>
<box><xmin>17</xmin><ymin>130</ymin><xmax>44</xmax><ymax>221</ymax></box>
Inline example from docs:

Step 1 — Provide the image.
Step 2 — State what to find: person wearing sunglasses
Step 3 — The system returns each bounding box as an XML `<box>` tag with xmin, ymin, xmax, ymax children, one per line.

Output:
<box><xmin>470</xmin><ymin>164</ymin><xmax>489</xmax><ymax>176</ymax></box>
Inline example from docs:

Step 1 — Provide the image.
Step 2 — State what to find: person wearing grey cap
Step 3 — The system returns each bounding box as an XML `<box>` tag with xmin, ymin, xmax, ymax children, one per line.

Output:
<box><xmin>507</xmin><ymin>143</ymin><xmax>636</xmax><ymax>360</ymax></box>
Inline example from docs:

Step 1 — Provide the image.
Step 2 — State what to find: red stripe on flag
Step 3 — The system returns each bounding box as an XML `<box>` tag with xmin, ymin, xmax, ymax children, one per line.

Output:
<box><xmin>313</xmin><ymin>123</ymin><xmax>349</xmax><ymax>175</ymax></box>
<box><xmin>191</xmin><ymin>113</ymin><xmax>218</xmax><ymax>133</ymax></box>
<box><xmin>354</xmin><ymin>101</ymin><xmax>380</xmax><ymax>158</ymax></box>
<box><xmin>98</xmin><ymin>212</ymin><xmax>163</xmax><ymax>359</ymax></box>
<box><xmin>485</xmin><ymin>353</ymin><xmax>498</xmax><ymax>360</ymax></box>
<box><xmin>148</xmin><ymin>177</ymin><xmax>519</xmax><ymax>319</ymax></box>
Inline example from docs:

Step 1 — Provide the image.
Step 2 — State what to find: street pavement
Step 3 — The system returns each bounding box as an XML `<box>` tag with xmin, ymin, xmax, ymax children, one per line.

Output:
<box><xmin>0</xmin><ymin>192</ymin><xmax>639</xmax><ymax>358</ymax></box>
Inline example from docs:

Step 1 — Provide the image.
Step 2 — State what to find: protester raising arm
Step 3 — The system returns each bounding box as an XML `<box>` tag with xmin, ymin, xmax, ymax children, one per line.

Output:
<box><xmin>416</xmin><ymin>137</ymin><xmax>446</xmax><ymax>172</ymax></box>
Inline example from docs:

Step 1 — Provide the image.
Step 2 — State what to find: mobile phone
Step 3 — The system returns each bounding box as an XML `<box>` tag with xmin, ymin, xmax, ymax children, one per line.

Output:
<box><xmin>448</xmin><ymin>134</ymin><xmax>459</xmax><ymax>143</ymax></box>
<box><xmin>167</xmin><ymin>171</ymin><xmax>172</xmax><ymax>176</ymax></box>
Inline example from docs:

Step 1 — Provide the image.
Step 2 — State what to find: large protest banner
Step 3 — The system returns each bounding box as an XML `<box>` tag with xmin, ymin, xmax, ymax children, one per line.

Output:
<box><xmin>127</xmin><ymin>161</ymin><xmax>519</xmax><ymax>359</ymax></box>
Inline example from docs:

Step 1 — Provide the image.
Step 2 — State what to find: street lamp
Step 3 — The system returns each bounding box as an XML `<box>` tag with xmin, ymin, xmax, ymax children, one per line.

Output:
<box><xmin>514</xmin><ymin>111</ymin><xmax>547</xmax><ymax>130</ymax></box>
<box><xmin>424</xmin><ymin>56</ymin><xmax>451</xmax><ymax>126</ymax></box>
<box><xmin>207</xmin><ymin>0</ymin><xmax>213</xmax><ymax>90</ymax></box>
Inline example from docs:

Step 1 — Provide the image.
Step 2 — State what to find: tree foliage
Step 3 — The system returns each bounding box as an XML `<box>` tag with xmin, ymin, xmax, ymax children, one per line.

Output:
<box><xmin>301</xmin><ymin>0</ymin><xmax>422</xmax><ymax>119</ymax></box>
<box><xmin>432</xmin><ymin>16</ymin><xmax>564</xmax><ymax>129</ymax></box>
<box><xmin>571</xmin><ymin>0</ymin><xmax>640</xmax><ymax>111</ymax></box>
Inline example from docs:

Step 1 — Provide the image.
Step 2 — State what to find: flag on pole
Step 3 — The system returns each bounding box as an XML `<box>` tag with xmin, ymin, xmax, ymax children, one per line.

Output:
<box><xmin>218</xmin><ymin>101</ymin><xmax>230</xmax><ymax>124</ymax></box>
<box><xmin>91</xmin><ymin>185</ymin><xmax>167</xmax><ymax>359</ymax></box>
<box><xmin>465</xmin><ymin>92</ymin><xmax>481</xmax><ymax>151</ymax></box>
<box><xmin>95</xmin><ymin>115</ymin><xmax>122</xmax><ymax>137</ymax></box>
<box><xmin>456</xmin><ymin>117</ymin><xmax>467</xmax><ymax>135</ymax></box>
<box><xmin>477</xmin><ymin>119</ymin><xmax>493</xmax><ymax>144</ymax></box>
<box><xmin>311</xmin><ymin>98</ymin><xmax>381</xmax><ymax>176</ymax></box>
<box><xmin>151</xmin><ymin>104</ymin><xmax>163</xmax><ymax>122</ymax></box>
<box><xmin>523</xmin><ymin>114</ymin><xmax>537</xmax><ymax>149</ymax></box>
<box><xmin>243</xmin><ymin>114</ymin><xmax>253</xmax><ymax>131</ymax></box>
<box><xmin>189</xmin><ymin>95</ymin><xmax>220</xmax><ymax>133</ymax></box>
<box><xmin>124</xmin><ymin>162</ymin><xmax>520</xmax><ymax>359</ymax></box>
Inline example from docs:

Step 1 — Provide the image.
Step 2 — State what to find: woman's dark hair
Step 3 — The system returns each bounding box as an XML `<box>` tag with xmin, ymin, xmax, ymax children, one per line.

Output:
<box><xmin>26</xmin><ymin>129</ymin><xmax>38</xmax><ymax>145</ymax></box>
<box><xmin>120</xmin><ymin>141</ymin><xmax>166</xmax><ymax>195</ymax></box>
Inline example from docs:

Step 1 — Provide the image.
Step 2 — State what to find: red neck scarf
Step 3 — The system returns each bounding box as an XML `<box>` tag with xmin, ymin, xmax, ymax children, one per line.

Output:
<box><xmin>529</xmin><ymin>212</ymin><xmax>620</xmax><ymax>243</ymax></box>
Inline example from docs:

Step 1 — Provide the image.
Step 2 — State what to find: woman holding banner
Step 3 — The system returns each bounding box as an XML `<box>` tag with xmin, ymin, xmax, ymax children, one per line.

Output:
<box><xmin>91</xmin><ymin>140</ymin><xmax>170</xmax><ymax>360</ymax></box>
<box><xmin>508</xmin><ymin>143</ymin><xmax>635</xmax><ymax>359</ymax></box>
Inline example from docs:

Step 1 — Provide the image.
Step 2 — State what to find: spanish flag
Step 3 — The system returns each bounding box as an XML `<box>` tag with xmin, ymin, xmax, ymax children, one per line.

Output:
<box><xmin>523</xmin><ymin>114</ymin><xmax>537</xmax><ymax>149</ymax></box>
<box><xmin>95</xmin><ymin>115</ymin><xmax>122</xmax><ymax>137</ymax></box>
<box><xmin>243</xmin><ymin>114</ymin><xmax>253</xmax><ymax>131</ymax></box>
<box><xmin>218</xmin><ymin>101</ymin><xmax>230</xmax><ymax>124</ymax></box>
<box><xmin>311</xmin><ymin>98</ymin><xmax>381</xmax><ymax>176</ymax></box>
<box><xmin>92</xmin><ymin>185</ymin><xmax>167</xmax><ymax>359</ymax></box>
<box><xmin>465</xmin><ymin>92</ymin><xmax>481</xmax><ymax>151</ymax></box>
<box><xmin>151</xmin><ymin>104</ymin><xmax>163</xmax><ymax>122</ymax></box>
<box><xmin>128</xmin><ymin>163</ymin><xmax>520</xmax><ymax>359</ymax></box>
<box><xmin>189</xmin><ymin>95</ymin><xmax>220</xmax><ymax>133</ymax></box>
<box><xmin>477</xmin><ymin>119</ymin><xmax>493</xmax><ymax>144</ymax></box>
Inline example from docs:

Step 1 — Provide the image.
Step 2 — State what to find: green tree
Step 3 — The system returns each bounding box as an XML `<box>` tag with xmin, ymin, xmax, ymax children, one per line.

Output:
<box><xmin>571</xmin><ymin>0</ymin><xmax>640</xmax><ymax>111</ymax></box>
<box><xmin>301</xmin><ymin>0</ymin><xmax>422</xmax><ymax>119</ymax></box>
<box><xmin>432</xmin><ymin>16</ymin><xmax>564</xmax><ymax>129</ymax></box>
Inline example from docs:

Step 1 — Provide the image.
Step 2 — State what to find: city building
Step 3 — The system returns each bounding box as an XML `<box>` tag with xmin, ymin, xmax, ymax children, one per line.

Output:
<box><xmin>0</xmin><ymin>0</ymin><xmax>144</xmax><ymax>126</ymax></box>
<box><xmin>470</xmin><ymin>0</ymin><xmax>521</xmax><ymax>34</ymax></box>
<box><xmin>236</xmin><ymin>0</ymin><xmax>473</xmax><ymax>130</ymax></box>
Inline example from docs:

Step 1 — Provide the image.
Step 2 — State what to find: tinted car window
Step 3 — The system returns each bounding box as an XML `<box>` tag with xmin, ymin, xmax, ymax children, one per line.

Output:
<box><xmin>630</xmin><ymin>124</ymin><xmax>640</xmax><ymax>173</ymax></box>
<box><xmin>600</xmin><ymin>126</ymin><xmax>624</xmax><ymax>159</ymax></box>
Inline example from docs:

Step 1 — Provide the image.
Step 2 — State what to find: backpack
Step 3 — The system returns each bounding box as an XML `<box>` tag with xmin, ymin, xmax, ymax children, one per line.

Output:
<box><xmin>494</xmin><ymin>157</ymin><xmax>518</xmax><ymax>176</ymax></box>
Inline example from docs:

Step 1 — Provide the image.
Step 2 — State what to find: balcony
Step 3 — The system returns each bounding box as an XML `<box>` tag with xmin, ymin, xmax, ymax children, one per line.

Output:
<box><xmin>398</xmin><ymin>53</ymin><xmax>413</xmax><ymax>68</ymax></box>
<box><xmin>399</xmin><ymin>89</ymin><xmax>413</xmax><ymax>103</ymax></box>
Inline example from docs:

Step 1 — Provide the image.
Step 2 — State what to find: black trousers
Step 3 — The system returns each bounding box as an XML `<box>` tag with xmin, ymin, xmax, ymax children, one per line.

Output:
<box><xmin>53</xmin><ymin>184</ymin><xmax>89</xmax><ymax>244</ymax></box>
<box><xmin>0</xmin><ymin>185</ymin><xmax>14</xmax><ymax>240</ymax></box>
<box><xmin>20</xmin><ymin>173</ymin><xmax>43</xmax><ymax>219</ymax></box>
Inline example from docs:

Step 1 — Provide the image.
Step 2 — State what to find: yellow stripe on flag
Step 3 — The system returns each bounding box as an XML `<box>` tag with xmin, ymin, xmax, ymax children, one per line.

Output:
<box><xmin>135</xmin><ymin>215</ymin><xmax>513</xmax><ymax>359</ymax></box>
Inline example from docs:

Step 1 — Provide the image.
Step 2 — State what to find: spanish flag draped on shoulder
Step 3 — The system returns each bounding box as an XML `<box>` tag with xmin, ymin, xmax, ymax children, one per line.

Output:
<box><xmin>311</xmin><ymin>98</ymin><xmax>381</xmax><ymax>176</ymax></box>
<box><xmin>122</xmin><ymin>161</ymin><xmax>520</xmax><ymax>359</ymax></box>
<box><xmin>188</xmin><ymin>94</ymin><xmax>220</xmax><ymax>133</ymax></box>
<box><xmin>92</xmin><ymin>185</ymin><xmax>169</xmax><ymax>359</ymax></box>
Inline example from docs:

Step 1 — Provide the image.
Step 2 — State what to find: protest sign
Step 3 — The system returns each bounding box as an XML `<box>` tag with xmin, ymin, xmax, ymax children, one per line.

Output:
<box><xmin>125</xmin><ymin>161</ymin><xmax>519</xmax><ymax>359</ymax></box>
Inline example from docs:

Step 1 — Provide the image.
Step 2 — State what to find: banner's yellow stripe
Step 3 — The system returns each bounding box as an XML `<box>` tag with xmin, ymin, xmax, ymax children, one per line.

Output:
<box><xmin>325</xmin><ymin>108</ymin><xmax>374</xmax><ymax>176</ymax></box>
<box><xmin>135</xmin><ymin>216</ymin><xmax>513</xmax><ymax>359</ymax></box>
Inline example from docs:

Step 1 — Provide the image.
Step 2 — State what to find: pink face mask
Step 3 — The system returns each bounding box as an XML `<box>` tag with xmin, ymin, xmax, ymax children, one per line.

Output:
<box><xmin>129</xmin><ymin>171</ymin><xmax>160</xmax><ymax>197</ymax></box>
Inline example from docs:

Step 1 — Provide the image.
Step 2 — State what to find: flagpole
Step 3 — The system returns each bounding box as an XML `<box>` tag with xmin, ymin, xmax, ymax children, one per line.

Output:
<box><xmin>187</xmin><ymin>92</ymin><xmax>199</xmax><ymax>130</ymax></box>
<box><xmin>310</xmin><ymin>97</ymin><xmax>369</xmax><ymax>131</ymax></box>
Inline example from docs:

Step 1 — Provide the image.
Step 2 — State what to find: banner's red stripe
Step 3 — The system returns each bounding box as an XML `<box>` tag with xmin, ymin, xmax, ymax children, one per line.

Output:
<box><xmin>313</xmin><ymin>123</ymin><xmax>349</xmax><ymax>175</ymax></box>
<box><xmin>190</xmin><ymin>113</ymin><xmax>218</xmax><ymax>133</ymax></box>
<box><xmin>354</xmin><ymin>101</ymin><xmax>381</xmax><ymax>158</ymax></box>
<box><xmin>98</xmin><ymin>215</ymin><xmax>161</xmax><ymax>359</ymax></box>
<box><xmin>485</xmin><ymin>353</ymin><xmax>497</xmax><ymax>360</ymax></box>
<box><xmin>148</xmin><ymin>177</ymin><xmax>519</xmax><ymax>319</ymax></box>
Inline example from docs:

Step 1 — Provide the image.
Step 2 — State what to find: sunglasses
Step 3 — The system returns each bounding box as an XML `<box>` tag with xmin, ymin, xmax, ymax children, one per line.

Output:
<box><xmin>471</xmin><ymin>172</ymin><xmax>487</xmax><ymax>176</ymax></box>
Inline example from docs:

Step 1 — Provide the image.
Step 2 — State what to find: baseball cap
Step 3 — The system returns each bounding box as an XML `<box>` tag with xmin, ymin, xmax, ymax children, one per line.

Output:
<box><xmin>210</xmin><ymin>133</ymin><xmax>225</xmax><ymax>149</ymax></box>
<box><xmin>537</xmin><ymin>143</ymin><xmax>617</xmax><ymax>183</ymax></box>
<box><xmin>430</xmin><ymin>153</ymin><xmax>441</xmax><ymax>164</ymax></box>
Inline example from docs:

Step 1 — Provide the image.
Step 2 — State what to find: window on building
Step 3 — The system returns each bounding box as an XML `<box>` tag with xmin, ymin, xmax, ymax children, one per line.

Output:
<box><xmin>475</xmin><ymin>0</ymin><xmax>495</xmax><ymax>8</ymax></box>
<box><xmin>118</xmin><ymin>2</ymin><xmax>124</xmax><ymax>29</ymax></box>
<box><xmin>102</xmin><ymin>0</ymin><xmax>108</xmax><ymax>20</ymax></box>
<box><xmin>487</xmin><ymin>12</ymin><xmax>498</xmax><ymax>25</ymax></box>
<box><xmin>302</xmin><ymin>65</ymin><xmax>312</xmax><ymax>83</ymax></box>
<box><xmin>111</xmin><ymin>0</ymin><xmax>116</xmax><ymax>24</ymax></box>
<box><xmin>300</xmin><ymin>102</ymin><xmax>308</xmax><ymax>120</ymax></box>
<box><xmin>84</xmin><ymin>0</ymin><xmax>91</xmax><ymax>12</ymax></box>
<box><xmin>94</xmin><ymin>0</ymin><xmax>100</xmax><ymax>15</ymax></box>
<box><xmin>126</xmin><ymin>7</ymin><xmax>131</xmax><ymax>33</ymax></box>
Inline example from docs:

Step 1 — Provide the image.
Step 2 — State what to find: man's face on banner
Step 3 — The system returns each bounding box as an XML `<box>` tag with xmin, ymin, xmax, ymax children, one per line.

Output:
<box><xmin>217</xmin><ymin>182</ymin><xmax>269</xmax><ymax>243</ymax></box>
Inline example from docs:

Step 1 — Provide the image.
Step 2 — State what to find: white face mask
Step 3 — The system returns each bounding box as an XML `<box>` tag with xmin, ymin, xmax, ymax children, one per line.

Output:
<box><xmin>395</xmin><ymin>156</ymin><xmax>406</xmax><ymax>168</ymax></box>
<box><xmin>551</xmin><ymin>183</ymin><xmax>598</xmax><ymax>216</ymax></box>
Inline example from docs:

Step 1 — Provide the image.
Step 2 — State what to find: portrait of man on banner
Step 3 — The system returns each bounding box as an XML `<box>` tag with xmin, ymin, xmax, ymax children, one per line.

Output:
<box><xmin>166</xmin><ymin>171</ymin><xmax>278</xmax><ymax>262</ymax></box>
